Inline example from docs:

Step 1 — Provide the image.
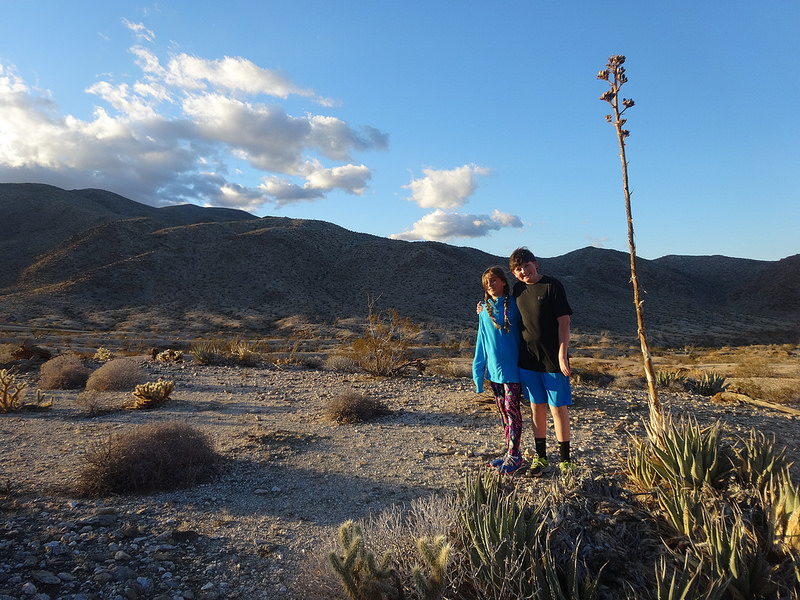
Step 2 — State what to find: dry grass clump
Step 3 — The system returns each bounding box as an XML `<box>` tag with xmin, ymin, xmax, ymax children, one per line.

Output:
<box><xmin>324</xmin><ymin>390</ymin><xmax>390</xmax><ymax>424</ymax></box>
<box><xmin>38</xmin><ymin>353</ymin><xmax>91</xmax><ymax>389</ymax></box>
<box><xmin>323</xmin><ymin>352</ymin><xmax>361</xmax><ymax>373</ymax></box>
<box><xmin>76</xmin><ymin>421</ymin><xmax>221</xmax><ymax>496</ymax></box>
<box><xmin>85</xmin><ymin>357</ymin><xmax>144</xmax><ymax>391</ymax></box>
<box><xmin>425</xmin><ymin>357</ymin><xmax>471</xmax><ymax>378</ymax></box>
<box><xmin>75</xmin><ymin>390</ymin><xmax>121</xmax><ymax>417</ymax></box>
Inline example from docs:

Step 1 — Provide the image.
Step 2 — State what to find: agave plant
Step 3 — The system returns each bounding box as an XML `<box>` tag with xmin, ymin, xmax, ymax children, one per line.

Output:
<box><xmin>457</xmin><ymin>472</ymin><xmax>540</xmax><ymax>596</ymax></box>
<box><xmin>653</xmin><ymin>553</ymin><xmax>727</xmax><ymax>600</ymax></box>
<box><xmin>642</xmin><ymin>413</ymin><xmax>731</xmax><ymax>490</ymax></box>
<box><xmin>693</xmin><ymin>372</ymin><xmax>728</xmax><ymax>397</ymax></box>
<box><xmin>694</xmin><ymin>507</ymin><xmax>771</xmax><ymax>599</ymax></box>
<box><xmin>763</xmin><ymin>474</ymin><xmax>800</xmax><ymax>554</ymax></box>
<box><xmin>734</xmin><ymin>428</ymin><xmax>790</xmax><ymax>492</ymax></box>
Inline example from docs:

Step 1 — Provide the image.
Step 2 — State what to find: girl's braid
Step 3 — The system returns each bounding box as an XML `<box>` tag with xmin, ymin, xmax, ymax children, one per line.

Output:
<box><xmin>484</xmin><ymin>288</ymin><xmax>510</xmax><ymax>333</ymax></box>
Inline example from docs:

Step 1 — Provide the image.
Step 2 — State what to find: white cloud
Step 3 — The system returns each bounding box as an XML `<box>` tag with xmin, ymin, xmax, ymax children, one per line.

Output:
<box><xmin>122</xmin><ymin>19</ymin><xmax>155</xmax><ymax>43</ymax></box>
<box><xmin>0</xmin><ymin>27</ymin><xmax>387</xmax><ymax>212</ymax></box>
<box><xmin>391</xmin><ymin>208</ymin><xmax>523</xmax><ymax>242</ymax></box>
<box><xmin>404</xmin><ymin>164</ymin><xmax>490</xmax><ymax>209</ymax></box>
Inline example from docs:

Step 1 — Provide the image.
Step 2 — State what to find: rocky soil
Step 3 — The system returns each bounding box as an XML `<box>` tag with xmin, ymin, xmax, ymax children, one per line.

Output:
<box><xmin>1</xmin><ymin>358</ymin><xmax>799</xmax><ymax>599</ymax></box>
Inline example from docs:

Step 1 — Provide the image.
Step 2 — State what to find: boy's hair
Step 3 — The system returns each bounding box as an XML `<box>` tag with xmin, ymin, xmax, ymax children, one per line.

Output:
<box><xmin>509</xmin><ymin>247</ymin><xmax>537</xmax><ymax>271</ymax></box>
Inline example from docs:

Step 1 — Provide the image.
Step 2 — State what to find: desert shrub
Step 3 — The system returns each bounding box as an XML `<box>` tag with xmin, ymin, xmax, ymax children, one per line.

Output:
<box><xmin>737</xmin><ymin>380</ymin><xmax>800</xmax><ymax>405</ymax></box>
<box><xmin>228</xmin><ymin>340</ymin><xmax>261</xmax><ymax>366</ymax></box>
<box><xmin>85</xmin><ymin>358</ymin><xmax>144</xmax><ymax>391</ymax></box>
<box><xmin>189</xmin><ymin>341</ymin><xmax>225</xmax><ymax>365</ymax></box>
<box><xmin>733</xmin><ymin>358</ymin><xmax>775</xmax><ymax>378</ymax></box>
<box><xmin>324</xmin><ymin>390</ymin><xmax>390</xmax><ymax>424</ymax></box>
<box><xmin>38</xmin><ymin>353</ymin><xmax>91</xmax><ymax>389</ymax></box>
<box><xmin>351</xmin><ymin>306</ymin><xmax>420</xmax><ymax>376</ymax></box>
<box><xmin>323</xmin><ymin>352</ymin><xmax>361</xmax><ymax>373</ymax></box>
<box><xmin>128</xmin><ymin>378</ymin><xmax>174</xmax><ymax>409</ymax></box>
<box><xmin>75</xmin><ymin>390</ymin><xmax>120</xmax><ymax>417</ymax></box>
<box><xmin>425</xmin><ymin>358</ymin><xmax>471</xmax><ymax>379</ymax></box>
<box><xmin>613</xmin><ymin>375</ymin><xmax>646</xmax><ymax>390</ymax></box>
<box><xmin>571</xmin><ymin>365</ymin><xmax>615</xmax><ymax>387</ymax></box>
<box><xmin>76</xmin><ymin>421</ymin><xmax>220</xmax><ymax>496</ymax></box>
<box><xmin>0</xmin><ymin>343</ymin><xmax>18</xmax><ymax>365</ymax></box>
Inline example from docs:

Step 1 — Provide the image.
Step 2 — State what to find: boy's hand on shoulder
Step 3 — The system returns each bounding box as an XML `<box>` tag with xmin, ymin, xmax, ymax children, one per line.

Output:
<box><xmin>476</xmin><ymin>300</ymin><xmax>484</xmax><ymax>315</ymax></box>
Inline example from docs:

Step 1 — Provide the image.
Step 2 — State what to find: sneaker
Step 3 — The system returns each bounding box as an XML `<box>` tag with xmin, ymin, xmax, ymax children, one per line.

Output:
<box><xmin>496</xmin><ymin>454</ymin><xmax>524</xmax><ymax>475</ymax></box>
<box><xmin>558</xmin><ymin>461</ymin><xmax>576</xmax><ymax>474</ymax></box>
<box><xmin>528</xmin><ymin>456</ymin><xmax>549</xmax><ymax>477</ymax></box>
<box><xmin>488</xmin><ymin>456</ymin><xmax>506</xmax><ymax>468</ymax></box>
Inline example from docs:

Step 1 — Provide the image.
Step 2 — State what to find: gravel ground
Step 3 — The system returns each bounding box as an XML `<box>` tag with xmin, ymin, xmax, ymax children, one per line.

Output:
<box><xmin>1</xmin><ymin>358</ymin><xmax>798</xmax><ymax>599</ymax></box>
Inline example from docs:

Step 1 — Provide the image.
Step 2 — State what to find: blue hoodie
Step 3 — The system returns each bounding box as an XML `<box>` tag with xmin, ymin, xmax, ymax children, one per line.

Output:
<box><xmin>472</xmin><ymin>296</ymin><xmax>521</xmax><ymax>393</ymax></box>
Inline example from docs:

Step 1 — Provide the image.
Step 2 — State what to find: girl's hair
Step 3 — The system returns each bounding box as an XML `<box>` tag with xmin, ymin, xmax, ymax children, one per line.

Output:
<box><xmin>481</xmin><ymin>267</ymin><xmax>511</xmax><ymax>332</ymax></box>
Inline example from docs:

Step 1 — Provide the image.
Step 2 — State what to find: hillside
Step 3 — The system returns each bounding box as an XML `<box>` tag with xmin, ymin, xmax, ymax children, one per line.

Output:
<box><xmin>1</xmin><ymin>183</ymin><xmax>798</xmax><ymax>346</ymax></box>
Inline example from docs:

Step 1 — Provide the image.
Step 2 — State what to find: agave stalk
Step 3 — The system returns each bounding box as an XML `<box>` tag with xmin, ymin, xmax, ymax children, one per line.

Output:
<box><xmin>598</xmin><ymin>55</ymin><xmax>661</xmax><ymax>431</ymax></box>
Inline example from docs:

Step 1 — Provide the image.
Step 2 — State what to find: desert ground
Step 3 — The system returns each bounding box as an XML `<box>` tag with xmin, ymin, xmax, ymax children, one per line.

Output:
<box><xmin>1</xmin><ymin>336</ymin><xmax>799</xmax><ymax>599</ymax></box>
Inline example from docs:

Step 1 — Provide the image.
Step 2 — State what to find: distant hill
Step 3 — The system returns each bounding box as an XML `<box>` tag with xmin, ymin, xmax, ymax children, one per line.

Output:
<box><xmin>1</xmin><ymin>183</ymin><xmax>798</xmax><ymax>346</ymax></box>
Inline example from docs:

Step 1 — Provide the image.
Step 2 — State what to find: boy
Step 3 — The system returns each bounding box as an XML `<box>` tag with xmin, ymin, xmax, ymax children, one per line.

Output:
<box><xmin>509</xmin><ymin>247</ymin><xmax>574</xmax><ymax>475</ymax></box>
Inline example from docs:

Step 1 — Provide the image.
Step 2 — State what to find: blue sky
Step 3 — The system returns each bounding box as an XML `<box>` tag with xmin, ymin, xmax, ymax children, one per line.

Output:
<box><xmin>1</xmin><ymin>1</ymin><xmax>798</xmax><ymax>261</ymax></box>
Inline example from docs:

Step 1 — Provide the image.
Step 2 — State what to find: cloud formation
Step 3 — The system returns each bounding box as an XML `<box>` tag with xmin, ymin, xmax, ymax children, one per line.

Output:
<box><xmin>0</xmin><ymin>21</ymin><xmax>387</xmax><ymax>210</ymax></box>
<box><xmin>392</xmin><ymin>165</ymin><xmax>524</xmax><ymax>241</ymax></box>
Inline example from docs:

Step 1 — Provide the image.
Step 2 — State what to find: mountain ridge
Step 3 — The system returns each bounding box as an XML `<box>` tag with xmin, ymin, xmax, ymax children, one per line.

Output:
<box><xmin>1</xmin><ymin>183</ymin><xmax>798</xmax><ymax>346</ymax></box>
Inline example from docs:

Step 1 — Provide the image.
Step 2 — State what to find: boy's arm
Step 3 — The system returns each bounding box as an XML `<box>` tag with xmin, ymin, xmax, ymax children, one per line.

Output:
<box><xmin>557</xmin><ymin>314</ymin><xmax>571</xmax><ymax>377</ymax></box>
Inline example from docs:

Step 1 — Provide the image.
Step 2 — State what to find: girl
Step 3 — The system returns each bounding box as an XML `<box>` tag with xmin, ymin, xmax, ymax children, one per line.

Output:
<box><xmin>472</xmin><ymin>266</ymin><xmax>524</xmax><ymax>474</ymax></box>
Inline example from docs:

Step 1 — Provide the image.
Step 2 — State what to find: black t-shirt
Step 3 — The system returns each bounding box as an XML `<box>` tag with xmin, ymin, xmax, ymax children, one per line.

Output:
<box><xmin>513</xmin><ymin>275</ymin><xmax>573</xmax><ymax>373</ymax></box>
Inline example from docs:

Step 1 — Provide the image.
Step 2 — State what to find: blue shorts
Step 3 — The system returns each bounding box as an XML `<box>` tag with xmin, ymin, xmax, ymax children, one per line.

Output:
<box><xmin>520</xmin><ymin>368</ymin><xmax>572</xmax><ymax>407</ymax></box>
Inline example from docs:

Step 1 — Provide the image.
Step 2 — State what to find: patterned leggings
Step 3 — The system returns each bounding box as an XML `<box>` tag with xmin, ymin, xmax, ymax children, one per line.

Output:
<box><xmin>489</xmin><ymin>381</ymin><xmax>523</xmax><ymax>457</ymax></box>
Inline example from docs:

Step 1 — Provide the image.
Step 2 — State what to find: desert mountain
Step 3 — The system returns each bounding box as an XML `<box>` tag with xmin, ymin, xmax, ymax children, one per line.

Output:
<box><xmin>1</xmin><ymin>183</ymin><xmax>798</xmax><ymax>346</ymax></box>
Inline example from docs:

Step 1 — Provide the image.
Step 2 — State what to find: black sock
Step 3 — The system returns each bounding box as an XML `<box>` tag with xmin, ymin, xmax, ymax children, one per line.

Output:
<box><xmin>559</xmin><ymin>441</ymin><xmax>571</xmax><ymax>463</ymax></box>
<box><xmin>535</xmin><ymin>438</ymin><xmax>546</xmax><ymax>459</ymax></box>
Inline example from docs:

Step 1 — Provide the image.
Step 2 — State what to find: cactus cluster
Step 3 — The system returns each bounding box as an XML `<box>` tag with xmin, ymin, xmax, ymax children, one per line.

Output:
<box><xmin>129</xmin><ymin>378</ymin><xmax>174</xmax><ymax>409</ymax></box>
<box><xmin>328</xmin><ymin>520</ymin><xmax>401</xmax><ymax>600</ymax></box>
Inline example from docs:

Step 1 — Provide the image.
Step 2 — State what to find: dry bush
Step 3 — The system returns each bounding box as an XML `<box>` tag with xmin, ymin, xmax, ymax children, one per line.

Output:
<box><xmin>734</xmin><ymin>358</ymin><xmax>775</xmax><ymax>379</ymax></box>
<box><xmin>323</xmin><ymin>352</ymin><xmax>361</xmax><ymax>373</ymax></box>
<box><xmin>38</xmin><ymin>354</ymin><xmax>91</xmax><ymax>389</ymax></box>
<box><xmin>85</xmin><ymin>358</ymin><xmax>144</xmax><ymax>391</ymax></box>
<box><xmin>0</xmin><ymin>343</ymin><xmax>17</xmax><ymax>365</ymax></box>
<box><xmin>75</xmin><ymin>391</ymin><xmax>122</xmax><ymax>417</ymax></box>
<box><xmin>76</xmin><ymin>421</ymin><xmax>221</xmax><ymax>496</ymax></box>
<box><xmin>426</xmin><ymin>358</ymin><xmax>471</xmax><ymax>378</ymax></box>
<box><xmin>324</xmin><ymin>390</ymin><xmax>390</xmax><ymax>424</ymax></box>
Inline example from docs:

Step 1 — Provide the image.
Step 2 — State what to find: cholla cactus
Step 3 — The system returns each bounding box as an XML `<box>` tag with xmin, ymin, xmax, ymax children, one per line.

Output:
<box><xmin>412</xmin><ymin>535</ymin><xmax>451</xmax><ymax>600</ymax></box>
<box><xmin>0</xmin><ymin>368</ymin><xmax>27</xmax><ymax>413</ymax></box>
<box><xmin>93</xmin><ymin>347</ymin><xmax>113</xmax><ymax>361</ymax></box>
<box><xmin>130</xmin><ymin>379</ymin><xmax>174</xmax><ymax>409</ymax></box>
<box><xmin>156</xmin><ymin>349</ymin><xmax>183</xmax><ymax>362</ymax></box>
<box><xmin>328</xmin><ymin>520</ymin><xmax>400</xmax><ymax>600</ymax></box>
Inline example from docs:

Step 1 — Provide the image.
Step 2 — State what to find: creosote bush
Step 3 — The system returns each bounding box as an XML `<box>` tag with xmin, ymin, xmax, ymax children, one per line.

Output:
<box><xmin>85</xmin><ymin>358</ymin><xmax>144</xmax><ymax>392</ymax></box>
<box><xmin>324</xmin><ymin>390</ymin><xmax>390</xmax><ymax>424</ymax></box>
<box><xmin>76</xmin><ymin>421</ymin><xmax>220</xmax><ymax>496</ymax></box>
<box><xmin>38</xmin><ymin>353</ymin><xmax>91</xmax><ymax>390</ymax></box>
<box><xmin>350</xmin><ymin>306</ymin><xmax>420</xmax><ymax>376</ymax></box>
